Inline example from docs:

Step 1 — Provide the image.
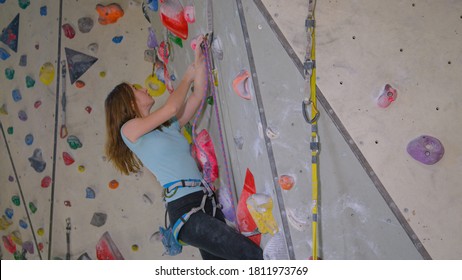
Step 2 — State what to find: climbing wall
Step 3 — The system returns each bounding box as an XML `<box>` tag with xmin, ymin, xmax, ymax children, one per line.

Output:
<box><xmin>259</xmin><ymin>0</ymin><xmax>462</xmax><ymax>259</ymax></box>
<box><xmin>1</xmin><ymin>0</ymin><xmax>458</xmax><ymax>260</ymax></box>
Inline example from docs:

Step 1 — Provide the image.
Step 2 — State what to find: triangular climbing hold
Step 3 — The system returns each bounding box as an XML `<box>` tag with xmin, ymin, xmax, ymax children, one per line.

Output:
<box><xmin>1</xmin><ymin>14</ymin><xmax>20</xmax><ymax>53</ymax></box>
<box><xmin>64</xmin><ymin>47</ymin><xmax>98</xmax><ymax>84</ymax></box>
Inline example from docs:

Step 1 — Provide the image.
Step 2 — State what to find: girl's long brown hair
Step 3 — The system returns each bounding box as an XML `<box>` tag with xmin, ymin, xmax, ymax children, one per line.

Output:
<box><xmin>104</xmin><ymin>83</ymin><xmax>143</xmax><ymax>175</ymax></box>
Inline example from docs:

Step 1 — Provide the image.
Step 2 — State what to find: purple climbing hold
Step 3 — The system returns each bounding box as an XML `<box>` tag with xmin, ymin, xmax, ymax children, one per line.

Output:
<box><xmin>407</xmin><ymin>135</ymin><xmax>444</xmax><ymax>165</ymax></box>
<box><xmin>23</xmin><ymin>241</ymin><xmax>34</xmax><ymax>254</ymax></box>
<box><xmin>19</xmin><ymin>54</ymin><xmax>27</xmax><ymax>66</ymax></box>
<box><xmin>147</xmin><ymin>27</ymin><xmax>158</xmax><ymax>48</ymax></box>
<box><xmin>8</xmin><ymin>175</ymin><xmax>14</xmax><ymax>182</ymax></box>
<box><xmin>18</xmin><ymin>110</ymin><xmax>27</xmax><ymax>121</ymax></box>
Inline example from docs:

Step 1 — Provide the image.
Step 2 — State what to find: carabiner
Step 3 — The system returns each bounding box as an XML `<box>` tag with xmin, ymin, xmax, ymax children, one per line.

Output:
<box><xmin>302</xmin><ymin>98</ymin><xmax>320</xmax><ymax>124</ymax></box>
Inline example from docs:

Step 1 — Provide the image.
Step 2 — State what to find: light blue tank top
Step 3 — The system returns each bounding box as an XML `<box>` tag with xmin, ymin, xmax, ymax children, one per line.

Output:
<box><xmin>121</xmin><ymin>118</ymin><xmax>203</xmax><ymax>202</ymax></box>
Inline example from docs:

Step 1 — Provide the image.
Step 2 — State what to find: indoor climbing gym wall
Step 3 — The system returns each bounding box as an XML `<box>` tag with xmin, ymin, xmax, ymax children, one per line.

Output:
<box><xmin>1</xmin><ymin>0</ymin><xmax>460</xmax><ymax>261</ymax></box>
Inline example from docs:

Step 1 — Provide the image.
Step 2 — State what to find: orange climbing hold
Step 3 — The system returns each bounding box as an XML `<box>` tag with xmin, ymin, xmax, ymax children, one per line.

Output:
<box><xmin>75</xmin><ymin>80</ymin><xmax>85</xmax><ymax>88</ymax></box>
<box><xmin>278</xmin><ymin>175</ymin><xmax>295</xmax><ymax>190</ymax></box>
<box><xmin>96</xmin><ymin>3</ymin><xmax>124</xmax><ymax>25</ymax></box>
<box><xmin>108</xmin><ymin>179</ymin><xmax>119</xmax><ymax>189</ymax></box>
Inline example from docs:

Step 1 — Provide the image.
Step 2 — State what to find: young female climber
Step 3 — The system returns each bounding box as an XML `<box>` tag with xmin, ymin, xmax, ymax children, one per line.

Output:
<box><xmin>104</xmin><ymin>36</ymin><xmax>263</xmax><ymax>260</ymax></box>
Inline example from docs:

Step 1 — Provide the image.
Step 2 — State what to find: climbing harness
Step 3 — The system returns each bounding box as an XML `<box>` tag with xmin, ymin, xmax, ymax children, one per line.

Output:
<box><xmin>60</xmin><ymin>60</ymin><xmax>68</xmax><ymax>139</ymax></box>
<box><xmin>302</xmin><ymin>0</ymin><xmax>320</xmax><ymax>260</ymax></box>
<box><xmin>159</xmin><ymin>179</ymin><xmax>221</xmax><ymax>255</ymax></box>
<box><xmin>65</xmin><ymin>217</ymin><xmax>71</xmax><ymax>260</ymax></box>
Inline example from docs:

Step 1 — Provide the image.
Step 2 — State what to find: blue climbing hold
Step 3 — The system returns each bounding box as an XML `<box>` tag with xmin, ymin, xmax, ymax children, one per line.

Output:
<box><xmin>147</xmin><ymin>0</ymin><xmax>158</xmax><ymax>11</ymax></box>
<box><xmin>170</xmin><ymin>74</ymin><xmax>176</xmax><ymax>81</ymax></box>
<box><xmin>12</xmin><ymin>89</ymin><xmax>22</xmax><ymax>102</ymax></box>
<box><xmin>86</xmin><ymin>187</ymin><xmax>96</xmax><ymax>199</ymax></box>
<box><xmin>40</xmin><ymin>6</ymin><xmax>47</xmax><ymax>16</ymax></box>
<box><xmin>0</xmin><ymin>47</ymin><xmax>10</xmax><ymax>60</ymax></box>
<box><xmin>5</xmin><ymin>208</ymin><xmax>14</xmax><ymax>219</ymax></box>
<box><xmin>25</xmin><ymin>134</ymin><xmax>34</xmax><ymax>145</ymax></box>
<box><xmin>0</xmin><ymin>0</ymin><xmax>6</xmax><ymax>4</ymax></box>
<box><xmin>19</xmin><ymin>219</ymin><xmax>28</xmax><ymax>229</ymax></box>
<box><xmin>112</xmin><ymin>36</ymin><xmax>123</xmax><ymax>44</ymax></box>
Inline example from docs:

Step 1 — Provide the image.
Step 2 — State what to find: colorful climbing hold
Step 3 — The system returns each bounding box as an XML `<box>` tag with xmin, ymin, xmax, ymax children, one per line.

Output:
<box><xmin>18</xmin><ymin>110</ymin><xmax>27</xmax><ymax>121</ymax></box>
<box><xmin>206</xmin><ymin>96</ymin><xmax>213</xmax><ymax>105</ymax></box>
<box><xmin>0</xmin><ymin>215</ymin><xmax>12</xmax><ymax>231</ymax></box>
<box><xmin>75</xmin><ymin>80</ymin><xmax>85</xmax><ymax>88</ymax></box>
<box><xmin>10</xmin><ymin>230</ymin><xmax>22</xmax><ymax>245</ymax></box>
<box><xmin>29</xmin><ymin>202</ymin><xmax>37</xmax><ymax>214</ymax></box>
<box><xmin>0</xmin><ymin>104</ymin><xmax>7</xmax><ymax>115</ymax></box>
<box><xmin>159</xmin><ymin>0</ymin><xmax>189</xmax><ymax>40</ymax></box>
<box><xmin>34</xmin><ymin>100</ymin><xmax>42</xmax><ymax>108</ymax></box>
<box><xmin>2</xmin><ymin>235</ymin><xmax>16</xmax><ymax>254</ymax></box>
<box><xmin>78</xmin><ymin>17</ymin><xmax>94</xmax><ymax>33</ymax></box>
<box><xmin>131</xmin><ymin>244</ymin><xmax>139</xmax><ymax>252</ymax></box>
<box><xmin>86</xmin><ymin>187</ymin><xmax>96</xmax><ymax>199</ymax></box>
<box><xmin>7</xmin><ymin>126</ymin><xmax>14</xmax><ymax>135</ymax></box>
<box><xmin>237</xmin><ymin>169</ymin><xmax>261</xmax><ymax>245</ymax></box>
<box><xmin>85</xmin><ymin>106</ymin><xmax>92</xmax><ymax>113</ymax></box>
<box><xmin>377</xmin><ymin>84</ymin><xmax>397</xmax><ymax>108</ymax></box>
<box><xmin>12</xmin><ymin>89</ymin><xmax>21</xmax><ymax>102</ymax></box>
<box><xmin>112</xmin><ymin>36</ymin><xmax>123</xmax><ymax>44</ymax></box>
<box><xmin>5</xmin><ymin>208</ymin><xmax>13</xmax><ymax>219</ymax></box>
<box><xmin>232</xmin><ymin>70</ymin><xmax>251</xmax><ymax>100</ymax></box>
<box><xmin>168</xmin><ymin>32</ymin><xmax>183</xmax><ymax>47</ymax></box>
<box><xmin>19</xmin><ymin>54</ymin><xmax>27</xmax><ymax>66</ymax></box>
<box><xmin>147</xmin><ymin>27</ymin><xmax>158</xmax><ymax>48</ymax></box>
<box><xmin>145</xmin><ymin>74</ymin><xmax>166</xmax><ymax>97</ymax></box>
<box><xmin>29</xmin><ymin>149</ymin><xmax>46</xmax><ymax>172</ymax></box>
<box><xmin>23</xmin><ymin>241</ymin><xmax>34</xmax><ymax>254</ymax></box>
<box><xmin>8</xmin><ymin>175</ymin><xmax>14</xmax><ymax>182</ymax></box>
<box><xmin>25</xmin><ymin>133</ymin><xmax>33</xmax><ymax>145</ymax></box>
<box><xmin>37</xmin><ymin>228</ymin><xmax>44</xmax><ymax>236</ymax></box>
<box><xmin>1</xmin><ymin>14</ymin><xmax>19</xmax><ymax>53</ymax></box>
<box><xmin>62</xmin><ymin>23</ymin><xmax>76</xmax><ymax>39</ymax></box>
<box><xmin>247</xmin><ymin>193</ymin><xmax>278</xmax><ymax>235</ymax></box>
<box><xmin>39</xmin><ymin>62</ymin><xmax>55</xmax><ymax>85</ymax></box>
<box><xmin>19</xmin><ymin>219</ymin><xmax>28</xmax><ymax>229</ymax></box>
<box><xmin>192</xmin><ymin>129</ymin><xmax>219</xmax><ymax>183</ymax></box>
<box><xmin>147</xmin><ymin>0</ymin><xmax>158</xmax><ymax>11</ymax></box>
<box><xmin>40</xmin><ymin>6</ymin><xmax>47</xmax><ymax>16</ymax></box>
<box><xmin>78</xmin><ymin>165</ymin><xmax>85</xmax><ymax>172</ymax></box>
<box><xmin>108</xmin><ymin>180</ymin><xmax>119</xmax><ymax>189</ymax></box>
<box><xmin>5</xmin><ymin>67</ymin><xmax>14</xmax><ymax>79</ymax></box>
<box><xmin>64</xmin><ymin>48</ymin><xmax>98</xmax><ymax>84</ymax></box>
<box><xmin>12</xmin><ymin>195</ymin><xmax>20</xmax><ymax>206</ymax></box>
<box><xmin>96</xmin><ymin>231</ymin><xmax>125</xmax><ymax>260</ymax></box>
<box><xmin>0</xmin><ymin>47</ymin><xmax>10</xmax><ymax>60</ymax></box>
<box><xmin>184</xmin><ymin>1</ymin><xmax>195</xmax><ymax>23</ymax></box>
<box><xmin>278</xmin><ymin>175</ymin><xmax>295</xmax><ymax>190</ymax></box>
<box><xmin>99</xmin><ymin>71</ymin><xmax>106</xmax><ymax>78</ymax></box>
<box><xmin>41</xmin><ymin>176</ymin><xmax>51</xmax><ymax>188</ymax></box>
<box><xmin>38</xmin><ymin>242</ymin><xmax>44</xmax><ymax>251</ymax></box>
<box><xmin>18</xmin><ymin>0</ymin><xmax>30</xmax><ymax>9</ymax></box>
<box><xmin>62</xmin><ymin>151</ymin><xmax>75</xmax><ymax>165</ymax></box>
<box><xmin>67</xmin><ymin>135</ymin><xmax>82</xmax><ymax>149</ymax></box>
<box><xmin>25</xmin><ymin>75</ymin><xmax>35</xmax><ymax>88</ymax></box>
<box><xmin>64</xmin><ymin>200</ymin><xmax>71</xmax><ymax>207</ymax></box>
<box><xmin>407</xmin><ymin>135</ymin><xmax>444</xmax><ymax>165</ymax></box>
<box><xmin>96</xmin><ymin>3</ymin><xmax>125</xmax><ymax>25</ymax></box>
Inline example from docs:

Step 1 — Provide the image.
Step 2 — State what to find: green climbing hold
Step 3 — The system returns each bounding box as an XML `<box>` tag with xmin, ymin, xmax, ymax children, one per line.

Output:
<box><xmin>18</xmin><ymin>0</ymin><xmax>30</xmax><ymax>9</ymax></box>
<box><xmin>67</xmin><ymin>135</ymin><xmax>82</xmax><ymax>149</ymax></box>
<box><xmin>7</xmin><ymin>127</ymin><xmax>13</xmax><ymax>134</ymax></box>
<box><xmin>168</xmin><ymin>32</ymin><xmax>183</xmax><ymax>48</ymax></box>
<box><xmin>26</xmin><ymin>75</ymin><xmax>35</xmax><ymax>88</ymax></box>
<box><xmin>207</xmin><ymin>96</ymin><xmax>214</xmax><ymax>105</ymax></box>
<box><xmin>29</xmin><ymin>202</ymin><xmax>37</xmax><ymax>213</ymax></box>
<box><xmin>5</xmin><ymin>68</ymin><xmax>14</xmax><ymax>80</ymax></box>
<box><xmin>12</xmin><ymin>195</ymin><xmax>20</xmax><ymax>206</ymax></box>
<box><xmin>14</xmin><ymin>250</ymin><xmax>27</xmax><ymax>260</ymax></box>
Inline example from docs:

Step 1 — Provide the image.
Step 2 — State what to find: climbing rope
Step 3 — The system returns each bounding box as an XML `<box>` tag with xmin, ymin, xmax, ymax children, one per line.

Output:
<box><xmin>191</xmin><ymin>36</ymin><xmax>238</xmax><ymax>226</ymax></box>
<box><xmin>302</xmin><ymin>0</ymin><xmax>320</xmax><ymax>260</ymax></box>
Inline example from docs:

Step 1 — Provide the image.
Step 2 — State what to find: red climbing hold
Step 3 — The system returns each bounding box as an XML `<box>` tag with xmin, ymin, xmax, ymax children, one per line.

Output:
<box><xmin>62</xmin><ymin>23</ymin><xmax>76</xmax><ymax>39</ymax></box>
<box><xmin>237</xmin><ymin>169</ymin><xmax>261</xmax><ymax>246</ymax></box>
<box><xmin>160</xmin><ymin>0</ymin><xmax>188</xmax><ymax>40</ymax></box>
<box><xmin>377</xmin><ymin>84</ymin><xmax>397</xmax><ymax>108</ymax></box>
<box><xmin>2</xmin><ymin>235</ymin><xmax>16</xmax><ymax>254</ymax></box>
<box><xmin>96</xmin><ymin>231</ymin><xmax>125</xmax><ymax>260</ymax></box>
<box><xmin>41</xmin><ymin>176</ymin><xmax>51</xmax><ymax>188</ymax></box>
<box><xmin>62</xmin><ymin>152</ymin><xmax>75</xmax><ymax>165</ymax></box>
<box><xmin>85</xmin><ymin>106</ymin><xmax>92</xmax><ymax>113</ymax></box>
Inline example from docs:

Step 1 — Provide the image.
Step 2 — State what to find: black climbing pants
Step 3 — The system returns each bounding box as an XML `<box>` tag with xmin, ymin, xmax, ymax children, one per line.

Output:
<box><xmin>167</xmin><ymin>190</ymin><xmax>263</xmax><ymax>260</ymax></box>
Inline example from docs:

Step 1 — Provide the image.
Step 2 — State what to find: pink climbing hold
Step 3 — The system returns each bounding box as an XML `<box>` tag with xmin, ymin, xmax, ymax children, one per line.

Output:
<box><xmin>192</xmin><ymin>129</ymin><xmax>219</xmax><ymax>183</ymax></box>
<box><xmin>377</xmin><ymin>84</ymin><xmax>397</xmax><ymax>108</ymax></box>
<box><xmin>85</xmin><ymin>106</ymin><xmax>92</xmax><ymax>113</ymax></box>
<box><xmin>183</xmin><ymin>1</ymin><xmax>195</xmax><ymax>23</ymax></box>
<box><xmin>407</xmin><ymin>135</ymin><xmax>444</xmax><ymax>165</ymax></box>
<box><xmin>62</xmin><ymin>152</ymin><xmax>75</xmax><ymax>165</ymax></box>
<box><xmin>34</xmin><ymin>100</ymin><xmax>42</xmax><ymax>108</ymax></box>
<box><xmin>62</xmin><ymin>23</ymin><xmax>76</xmax><ymax>39</ymax></box>
<box><xmin>41</xmin><ymin>176</ymin><xmax>51</xmax><ymax>188</ymax></box>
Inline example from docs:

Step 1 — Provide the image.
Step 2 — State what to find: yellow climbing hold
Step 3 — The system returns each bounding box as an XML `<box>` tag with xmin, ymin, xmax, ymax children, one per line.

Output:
<box><xmin>39</xmin><ymin>62</ymin><xmax>55</xmax><ymax>86</ymax></box>
<box><xmin>131</xmin><ymin>244</ymin><xmax>139</xmax><ymax>252</ymax></box>
<box><xmin>246</xmin><ymin>194</ymin><xmax>279</xmax><ymax>235</ymax></box>
<box><xmin>145</xmin><ymin>74</ymin><xmax>166</xmax><ymax>97</ymax></box>
<box><xmin>37</xmin><ymin>228</ymin><xmax>45</xmax><ymax>236</ymax></box>
<box><xmin>100</xmin><ymin>71</ymin><xmax>106</xmax><ymax>78</ymax></box>
<box><xmin>78</xmin><ymin>165</ymin><xmax>85</xmax><ymax>172</ymax></box>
